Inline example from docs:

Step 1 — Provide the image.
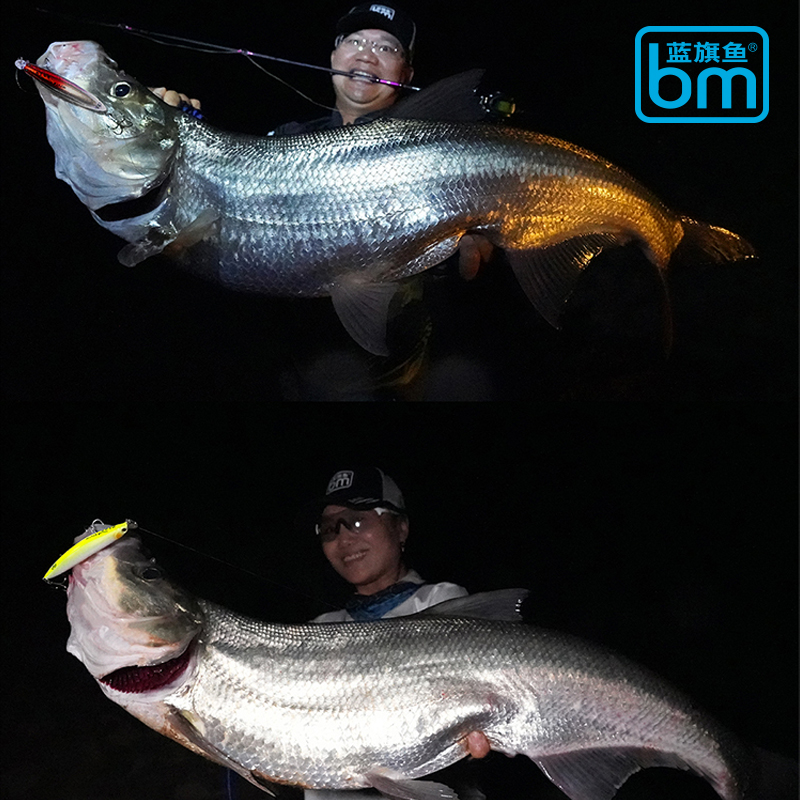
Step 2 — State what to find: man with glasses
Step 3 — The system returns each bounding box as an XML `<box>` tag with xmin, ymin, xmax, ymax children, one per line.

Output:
<box><xmin>301</xmin><ymin>466</ymin><xmax>492</xmax><ymax>769</ymax></box>
<box><xmin>273</xmin><ymin>4</ymin><xmax>492</xmax><ymax>280</ymax></box>
<box><xmin>273</xmin><ymin>3</ymin><xmax>417</xmax><ymax>132</ymax></box>
<box><xmin>307</xmin><ymin>466</ymin><xmax>467</xmax><ymax>620</ymax></box>
<box><xmin>153</xmin><ymin>4</ymin><xmax>492</xmax><ymax>280</ymax></box>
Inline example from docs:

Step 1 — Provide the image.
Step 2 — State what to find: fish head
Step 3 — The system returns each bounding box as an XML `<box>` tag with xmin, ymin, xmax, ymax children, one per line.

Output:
<box><xmin>66</xmin><ymin>530</ymin><xmax>202</xmax><ymax>686</ymax></box>
<box><xmin>32</xmin><ymin>41</ymin><xmax>179</xmax><ymax>210</ymax></box>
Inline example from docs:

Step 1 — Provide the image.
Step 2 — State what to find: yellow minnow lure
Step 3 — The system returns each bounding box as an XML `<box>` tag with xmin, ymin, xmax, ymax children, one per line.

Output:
<box><xmin>43</xmin><ymin>520</ymin><xmax>136</xmax><ymax>580</ymax></box>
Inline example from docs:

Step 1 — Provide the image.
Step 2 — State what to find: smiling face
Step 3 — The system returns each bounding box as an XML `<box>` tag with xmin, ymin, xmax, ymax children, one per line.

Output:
<box><xmin>330</xmin><ymin>28</ymin><xmax>413</xmax><ymax>124</ymax></box>
<box><xmin>319</xmin><ymin>504</ymin><xmax>409</xmax><ymax>595</ymax></box>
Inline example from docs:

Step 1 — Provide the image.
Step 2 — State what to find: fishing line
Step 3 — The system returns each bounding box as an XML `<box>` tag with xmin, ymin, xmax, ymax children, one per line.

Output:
<box><xmin>35</xmin><ymin>7</ymin><xmax>421</xmax><ymax>112</ymax></box>
<box><xmin>41</xmin><ymin>523</ymin><xmax>324</xmax><ymax>606</ymax></box>
<box><xmin>136</xmin><ymin>525</ymin><xmax>338</xmax><ymax>610</ymax></box>
<box><xmin>242</xmin><ymin>55</ymin><xmax>335</xmax><ymax>113</ymax></box>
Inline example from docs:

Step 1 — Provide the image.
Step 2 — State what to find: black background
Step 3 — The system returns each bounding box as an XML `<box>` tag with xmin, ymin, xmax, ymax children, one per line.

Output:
<box><xmin>2</xmin><ymin>0</ymin><xmax>797</xmax><ymax>400</ymax></box>
<box><xmin>1</xmin><ymin>404</ymin><xmax>797</xmax><ymax>798</ymax></box>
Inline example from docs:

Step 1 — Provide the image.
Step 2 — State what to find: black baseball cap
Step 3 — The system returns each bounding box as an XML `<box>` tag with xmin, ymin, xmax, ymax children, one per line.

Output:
<box><xmin>298</xmin><ymin>467</ymin><xmax>407</xmax><ymax>529</ymax></box>
<box><xmin>335</xmin><ymin>4</ymin><xmax>416</xmax><ymax>59</ymax></box>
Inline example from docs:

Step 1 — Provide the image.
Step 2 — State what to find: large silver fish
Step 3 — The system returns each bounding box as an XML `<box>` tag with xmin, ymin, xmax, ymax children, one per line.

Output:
<box><xmin>52</xmin><ymin>521</ymin><xmax>755</xmax><ymax>800</ymax></box>
<box><xmin>20</xmin><ymin>41</ymin><xmax>754</xmax><ymax>355</ymax></box>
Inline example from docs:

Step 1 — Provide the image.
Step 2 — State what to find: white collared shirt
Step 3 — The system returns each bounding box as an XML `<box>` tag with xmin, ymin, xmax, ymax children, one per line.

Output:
<box><xmin>311</xmin><ymin>569</ymin><xmax>468</xmax><ymax>623</ymax></box>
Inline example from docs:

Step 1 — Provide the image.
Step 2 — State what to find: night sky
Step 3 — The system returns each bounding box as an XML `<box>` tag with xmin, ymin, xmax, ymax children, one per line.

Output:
<box><xmin>2</xmin><ymin>0</ymin><xmax>797</xmax><ymax>400</ymax></box>
<box><xmin>2</xmin><ymin>405</ymin><xmax>797</xmax><ymax>799</ymax></box>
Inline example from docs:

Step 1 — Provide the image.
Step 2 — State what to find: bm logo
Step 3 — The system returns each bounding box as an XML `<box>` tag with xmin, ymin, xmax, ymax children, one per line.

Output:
<box><xmin>635</xmin><ymin>26</ymin><xmax>768</xmax><ymax>122</ymax></box>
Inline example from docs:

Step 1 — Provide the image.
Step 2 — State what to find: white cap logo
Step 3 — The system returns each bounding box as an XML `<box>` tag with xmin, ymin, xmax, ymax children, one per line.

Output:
<box><xmin>327</xmin><ymin>470</ymin><xmax>354</xmax><ymax>494</ymax></box>
<box><xmin>369</xmin><ymin>4</ymin><xmax>395</xmax><ymax>20</ymax></box>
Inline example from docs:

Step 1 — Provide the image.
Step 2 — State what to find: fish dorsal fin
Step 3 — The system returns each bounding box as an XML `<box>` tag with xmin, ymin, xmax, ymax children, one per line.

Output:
<box><xmin>388</xmin><ymin>69</ymin><xmax>486</xmax><ymax>122</ymax></box>
<box><xmin>414</xmin><ymin>589</ymin><xmax>528</xmax><ymax>621</ymax></box>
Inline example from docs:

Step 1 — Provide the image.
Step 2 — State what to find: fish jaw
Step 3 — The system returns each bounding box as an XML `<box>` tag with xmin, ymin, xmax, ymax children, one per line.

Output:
<box><xmin>33</xmin><ymin>41</ymin><xmax>179</xmax><ymax>211</ymax></box>
<box><xmin>65</xmin><ymin>534</ymin><xmax>202</xmax><ymax>685</ymax></box>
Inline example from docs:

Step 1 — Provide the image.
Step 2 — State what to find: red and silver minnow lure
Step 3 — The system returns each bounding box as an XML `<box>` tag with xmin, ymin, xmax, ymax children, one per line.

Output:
<box><xmin>15</xmin><ymin>58</ymin><xmax>108</xmax><ymax>112</ymax></box>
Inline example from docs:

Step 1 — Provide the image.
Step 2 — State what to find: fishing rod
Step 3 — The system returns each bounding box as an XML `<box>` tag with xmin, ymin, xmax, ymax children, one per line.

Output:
<box><xmin>31</xmin><ymin>9</ymin><xmax>518</xmax><ymax>120</ymax></box>
<box><xmin>35</xmin><ymin>8</ymin><xmax>422</xmax><ymax>92</ymax></box>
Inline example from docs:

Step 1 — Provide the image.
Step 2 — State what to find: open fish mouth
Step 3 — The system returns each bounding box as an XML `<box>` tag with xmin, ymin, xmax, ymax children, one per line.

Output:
<box><xmin>99</xmin><ymin>639</ymin><xmax>197</xmax><ymax>694</ymax></box>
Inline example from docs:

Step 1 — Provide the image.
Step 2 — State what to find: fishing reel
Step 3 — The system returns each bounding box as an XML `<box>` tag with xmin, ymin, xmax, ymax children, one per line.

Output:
<box><xmin>480</xmin><ymin>91</ymin><xmax>517</xmax><ymax>120</ymax></box>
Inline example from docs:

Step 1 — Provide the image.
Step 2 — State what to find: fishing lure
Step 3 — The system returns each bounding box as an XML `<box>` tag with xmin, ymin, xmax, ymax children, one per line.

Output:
<box><xmin>15</xmin><ymin>58</ymin><xmax>107</xmax><ymax>112</ymax></box>
<box><xmin>43</xmin><ymin>519</ymin><xmax>135</xmax><ymax>580</ymax></box>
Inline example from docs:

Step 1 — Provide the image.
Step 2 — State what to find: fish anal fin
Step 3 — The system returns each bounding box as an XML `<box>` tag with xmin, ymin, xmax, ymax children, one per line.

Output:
<box><xmin>330</xmin><ymin>278</ymin><xmax>398</xmax><ymax>356</ymax></box>
<box><xmin>366</xmin><ymin>768</ymin><xmax>459</xmax><ymax>800</ymax></box>
<box><xmin>506</xmin><ymin>233</ymin><xmax>630</xmax><ymax>328</ymax></box>
<box><xmin>414</xmin><ymin>589</ymin><xmax>528</xmax><ymax>622</ymax></box>
<box><xmin>388</xmin><ymin>70</ymin><xmax>485</xmax><ymax>122</ymax></box>
<box><xmin>534</xmin><ymin>747</ymin><xmax>689</xmax><ymax>800</ymax></box>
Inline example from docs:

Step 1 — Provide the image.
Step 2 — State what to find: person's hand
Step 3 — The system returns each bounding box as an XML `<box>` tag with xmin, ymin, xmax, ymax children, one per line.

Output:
<box><xmin>465</xmin><ymin>731</ymin><xmax>491</xmax><ymax>759</ymax></box>
<box><xmin>149</xmin><ymin>87</ymin><xmax>202</xmax><ymax>110</ymax></box>
<box><xmin>457</xmin><ymin>234</ymin><xmax>494</xmax><ymax>281</ymax></box>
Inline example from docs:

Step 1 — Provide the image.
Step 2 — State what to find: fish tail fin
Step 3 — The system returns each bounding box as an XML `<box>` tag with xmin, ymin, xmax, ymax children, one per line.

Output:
<box><xmin>672</xmin><ymin>216</ymin><xmax>757</xmax><ymax>265</ymax></box>
<box><xmin>656</xmin><ymin>217</ymin><xmax>755</xmax><ymax>356</ymax></box>
<box><xmin>657</xmin><ymin>267</ymin><xmax>674</xmax><ymax>356</ymax></box>
<box><xmin>655</xmin><ymin>216</ymin><xmax>755</xmax><ymax>355</ymax></box>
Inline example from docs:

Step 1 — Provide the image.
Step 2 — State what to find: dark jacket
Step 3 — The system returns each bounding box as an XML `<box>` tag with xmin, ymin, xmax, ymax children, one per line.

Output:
<box><xmin>270</xmin><ymin>109</ymin><xmax>385</xmax><ymax>136</ymax></box>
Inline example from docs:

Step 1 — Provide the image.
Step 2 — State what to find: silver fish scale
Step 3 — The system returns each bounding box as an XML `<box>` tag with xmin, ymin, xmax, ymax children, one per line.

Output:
<box><xmin>165</xmin><ymin>599</ymin><xmax>732</xmax><ymax>791</ymax></box>
<box><xmin>168</xmin><ymin>114</ymin><xmax>671</xmax><ymax>298</ymax></box>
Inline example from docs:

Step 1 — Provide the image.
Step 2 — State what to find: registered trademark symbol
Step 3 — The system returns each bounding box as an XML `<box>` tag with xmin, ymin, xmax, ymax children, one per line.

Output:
<box><xmin>748</xmin><ymin>42</ymin><xmax>758</xmax><ymax>51</ymax></box>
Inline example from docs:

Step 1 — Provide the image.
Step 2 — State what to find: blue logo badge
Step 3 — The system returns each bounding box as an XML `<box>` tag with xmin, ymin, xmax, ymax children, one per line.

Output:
<box><xmin>635</xmin><ymin>27</ymin><xmax>768</xmax><ymax>122</ymax></box>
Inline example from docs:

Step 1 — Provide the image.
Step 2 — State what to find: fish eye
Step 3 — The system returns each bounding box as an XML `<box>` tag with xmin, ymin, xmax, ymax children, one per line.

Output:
<box><xmin>138</xmin><ymin>565</ymin><xmax>162</xmax><ymax>581</ymax></box>
<box><xmin>111</xmin><ymin>82</ymin><xmax>132</xmax><ymax>98</ymax></box>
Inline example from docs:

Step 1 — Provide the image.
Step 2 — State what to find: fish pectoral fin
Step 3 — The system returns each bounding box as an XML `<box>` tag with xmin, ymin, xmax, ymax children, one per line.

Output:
<box><xmin>117</xmin><ymin>208</ymin><xmax>220</xmax><ymax>267</ymax></box>
<box><xmin>168</xmin><ymin>709</ymin><xmax>276</xmax><ymax>796</ymax></box>
<box><xmin>533</xmin><ymin>747</ymin><xmax>688</xmax><ymax>800</ymax></box>
<box><xmin>506</xmin><ymin>233</ymin><xmax>629</xmax><ymax>327</ymax></box>
<box><xmin>117</xmin><ymin>228</ymin><xmax>177</xmax><ymax>267</ymax></box>
<box><xmin>329</xmin><ymin>278</ymin><xmax>398</xmax><ymax>356</ymax></box>
<box><xmin>163</xmin><ymin>208</ymin><xmax>221</xmax><ymax>257</ymax></box>
<box><xmin>414</xmin><ymin>589</ymin><xmax>529</xmax><ymax>622</ymax></box>
<box><xmin>366</xmin><ymin>769</ymin><xmax>460</xmax><ymax>800</ymax></box>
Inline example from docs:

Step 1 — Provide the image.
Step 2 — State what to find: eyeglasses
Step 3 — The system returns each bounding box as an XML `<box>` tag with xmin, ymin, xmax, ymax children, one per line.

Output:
<box><xmin>337</xmin><ymin>36</ymin><xmax>404</xmax><ymax>59</ymax></box>
<box><xmin>315</xmin><ymin>507</ymin><xmax>398</xmax><ymax>543</ymax></box>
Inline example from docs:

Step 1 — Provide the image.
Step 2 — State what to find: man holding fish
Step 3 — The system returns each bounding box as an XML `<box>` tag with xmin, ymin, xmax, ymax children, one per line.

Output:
<box><xmin>152</xmin><ymin>3</ymin><xmax>494</xmax><ymax>280</ymax></box>
<box><xmin>300</xmin><ymin>465</ymin><xmax>493</xmax><ymax>797</ymax></box>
